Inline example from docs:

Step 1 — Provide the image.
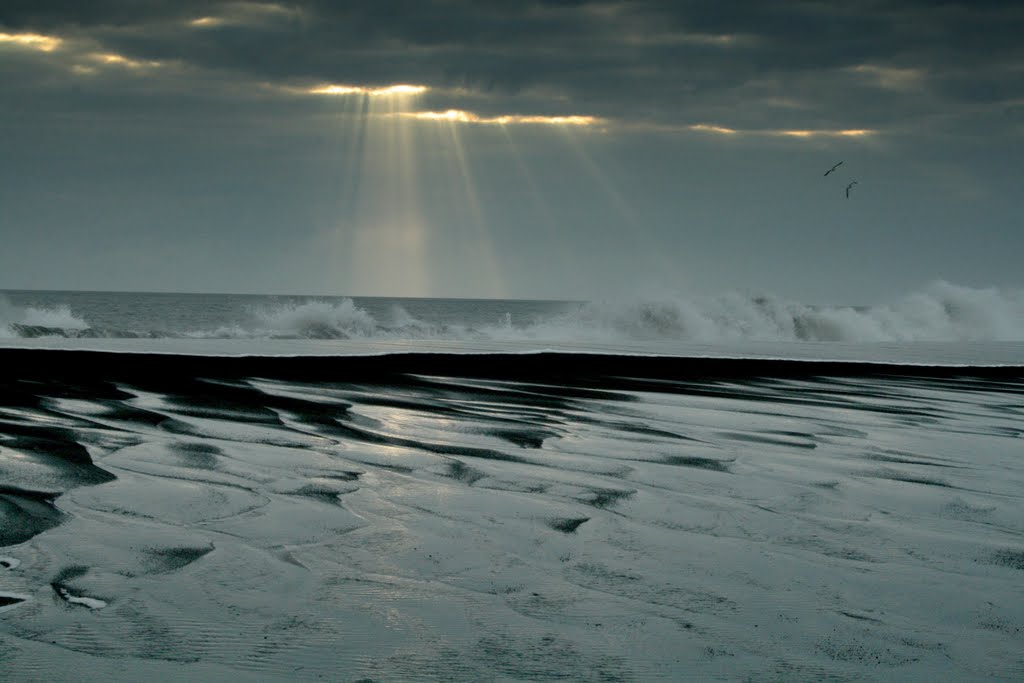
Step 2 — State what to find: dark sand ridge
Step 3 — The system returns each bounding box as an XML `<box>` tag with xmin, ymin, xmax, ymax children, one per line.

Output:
<box><xmin>4</xmin><ymin>347</ymin><xmax>1024</xmax><ymax>384</ymax></box>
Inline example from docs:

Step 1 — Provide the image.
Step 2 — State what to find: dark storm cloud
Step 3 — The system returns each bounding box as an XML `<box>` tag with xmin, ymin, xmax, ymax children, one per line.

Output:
<box><xmin>2</xmin><ymin>0</ymin><xmax>1022</xmax><ymax>136</ymax></box>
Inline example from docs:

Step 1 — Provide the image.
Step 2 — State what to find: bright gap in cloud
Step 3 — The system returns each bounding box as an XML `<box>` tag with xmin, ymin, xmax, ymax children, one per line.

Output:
<box><xmin>1</xmin><ymin>30</ymin><xmax>165</xmax><ymax>76</ymax></box>
<box><xmin>188</xmin><ymin>2</ymin><xmax>300</xmax><ymax>28</ymax></box>
<box><xmin>190</xmin><ymin>17</ymin><xmax>225</xmax><ymax>27</ymax></box>
<box><xmin>686</xmin><ymin>124</ymin><xmax>875</xmax><ymax>138</ymax></box>
<box><xmin>0</xmin><ymin>32</ymin><xmax>62</xmax><ymax>52</ymax></box>
<box><xmin>777</xmin><ymin>129</ymin><xmax>874</xmax><ymax>138</ymax></box>
<box><xmin>402</xmin><ymin>110</ymin><xmax>601</xmax><ymax>127</ymax></box>
<box><xmin>688</xmin><ymin>123</ymin><xmax>739</xmax><ymax>135</ymax></box>
<box><xmin>308</xmin><ymin>84</ymin><xmax>429</xmax><ymax>96</ymax></box>
<box><xmin>88</xmin><ymin>52</ymin><xmax>163</xmax><ymax>69</ymax></box>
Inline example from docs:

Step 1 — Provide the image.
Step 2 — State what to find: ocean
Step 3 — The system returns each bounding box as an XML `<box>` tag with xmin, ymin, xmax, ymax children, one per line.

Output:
<box><xmin>1</xmin><ymin>285</ymin><xmax>1023</xmax><ymax>681</ymax></box>
<box><xmin>3</xmin><ymin>280</ymin><xmax>1024</xmax><ymax>348</ymax></box>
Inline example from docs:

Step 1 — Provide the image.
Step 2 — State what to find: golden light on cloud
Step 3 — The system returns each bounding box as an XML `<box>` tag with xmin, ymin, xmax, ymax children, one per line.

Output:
<box><xmin>776</xmin><ymin>128</ymin><xmax>874</xmax><ymax>138</ymax></box>
<box><xmin>684</xmin><ymin>123</ymin><xmax>876</xmax><ymax>139</ymax></box>
<box><xmin>308</xmin><ymin>85</ymin><xmax>363</xmax><ymax>96</ymax></box>
<box><xmin>505</xmin><ymin>115</ymin><xmax>598</xmax><ymax>126</ymax></box>
<box><xmin>374</xmin><ymin>84</ymin><xmax>428</xmax><ymax>96</ymax></box>
<box><xmin>88</xmin><ymin>52</ymin><xmax>163</xmax><ymax>69</ymax></box>
<box><xmin>0</xmin><ymin>29</ymin><xmax>166</xmax><ymax>77</ymax></box>
<box><xmin>403</xmin><ymin>109</ymin><xmax>600</xmax><ymax>127</ymax></box>
<box><xmin>307</xmin><ymin>83</ymin><xmax>429</xmax><ymax>96</ymax></box>
<box><xmin>188</xmin><ymin>2</ymin><xmax>299</xmax><ymax>28</ymax></box>
<box><xmin>0</xmin><ymin>32</ymin><xmax>62</xmax><ymax>52</ymax></box>
<box><xmin>688</xmin><ymin>123</ymin><xmax>739</xmax><ymax>135</ymax></box>
<box><xmin>409</xmin><ymin>109</ymin><xmax>475</xmax><ymax>122</ymax></box>
<box><xmin>189</xmin><ymin>17</ymin><xmax>225</xmax><ymax>27</ymax></box>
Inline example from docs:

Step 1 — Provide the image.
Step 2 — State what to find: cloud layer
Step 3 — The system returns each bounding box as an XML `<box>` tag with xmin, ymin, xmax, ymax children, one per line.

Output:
<box><xmin>2</xmin><ymin>1</ymin><xmax>1021</xmax><ymax>136</ymax></box>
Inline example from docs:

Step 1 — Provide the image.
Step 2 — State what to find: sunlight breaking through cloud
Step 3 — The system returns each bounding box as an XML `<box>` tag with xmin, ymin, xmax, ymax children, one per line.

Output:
<box><xmin>402</xmin><ymin>110</ymin><xmax>601</xmax><ymax>127</ymax></box>
<box><xmin>317</xmin><ymin>86</ymin><xmax>436</xmax><ymax>295</ymax></box>
<box><xmin>88</xmin><ymin>52</ymin><xmax>163</xmax><ymax>70</ymax></box>
<box><xmin>1</xmin><ymin>30</ymin><xmax>169</xmax><ymax>78</ymax></box>
<box><xmin>778</xmin><ymin>129</ymin><xmax>873</xmax><ymax>138</ymax></box>
<box><xmin>688</xmin><ymin>123</ymin><xmax>739</xmax><ymax>135</ymax></box>
<box><xmin>685</xmin><ymin>123</ymin><xmax>875</xmax><ymax>138</ymax></box>
<box><xmin>306</xmin><ymin>84</ymin><xmax>429</xmax><ymax>96</ymax></box>
<box><xmin>0</xmin><ymin>32</ymin><xmax>63</xmax><ymax>52</ymax></box>
<box><xmin>308</xmin><ymin>82</ymin><xmax>512</xmax><ymax>295</ymax></box>
<box><xmin>187</xmin><ymin>2</ymin><xmax>301</xmax><ymax>28</ymax></box>
<box><xmin>189</xmin><ymin>17</ymin><xmax>226</xmax><ymax>27</ymax></box>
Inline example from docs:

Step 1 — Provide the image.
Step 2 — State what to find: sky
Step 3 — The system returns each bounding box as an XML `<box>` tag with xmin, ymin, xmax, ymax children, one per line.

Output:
<box><xmin>1</xmin><ymin>0</ymin><xmax>1021</xmax><ymax>303</ymax></box>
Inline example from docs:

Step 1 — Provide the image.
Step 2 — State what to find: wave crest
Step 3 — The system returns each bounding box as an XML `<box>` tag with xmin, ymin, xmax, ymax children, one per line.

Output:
<box><xmin>549</xmin><ymin>282</ymin><xmax>1024</xmax><ymax>343</ymax></box>
<box><xmin>0</xmin><ymin>297</ymin><xmax>91</xmax><ymax>338</ymax></box>
<box><xmin>2</xmin><ymin>282</ymin><xmax>1022</xmax><ymax>343</ymax></box>
<box><xmin>254</xmin><ymin>300</ymin><xmax>378</xmax><ymax>339</ymax></box>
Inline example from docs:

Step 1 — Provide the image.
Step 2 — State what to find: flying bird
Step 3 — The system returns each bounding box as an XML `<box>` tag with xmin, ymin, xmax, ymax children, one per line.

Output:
<box><xmin>824</xmin><ymin>161</ymin><xmax>843</xmax><ymax>176</ymax></box>
<box><xmin>845</xmin><ymin>181</ymin><xmax>858</xmax><ymax>198</ymax></box>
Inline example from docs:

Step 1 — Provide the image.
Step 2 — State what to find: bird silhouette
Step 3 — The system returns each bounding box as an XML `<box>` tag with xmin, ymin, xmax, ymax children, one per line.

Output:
<box><xmin>824</xmin><ymin>161</ymin><xmax>843</xmax><ymax>176</ymax></box>
<box><xmin>845</xmin><ymin>181</ymin><xmax>858</xmax><ymax>198</ymax></box>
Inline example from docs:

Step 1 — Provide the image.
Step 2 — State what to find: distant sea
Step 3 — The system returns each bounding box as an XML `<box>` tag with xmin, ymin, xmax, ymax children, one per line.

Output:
<box><xmin>3</xmin><ymin>284</ymin><xmax>1024</xmax><ymax>365</ymax></box>
<box><xmin>0</xmin><ymin>289</ymin><xmax>575</xmax><ymax>341</ymax></box>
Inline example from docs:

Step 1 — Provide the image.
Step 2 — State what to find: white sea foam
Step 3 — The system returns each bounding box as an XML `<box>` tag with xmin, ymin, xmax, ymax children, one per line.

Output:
<box><xmin>0</xmin><ymin>295</ymin><xmax>89</xmax><ymax>338</ymax></box>
<box><xmin>253</xmin><ymin>299</ymin><xmax>378</xmax><ymax>339</ymax></box>
<box><xmin>2</xmin><ymin>282</ymin><xmax>1023</xmax><ymax>343</ymax></box>
<box><xmin>55</xmin><ymin>587</ymin><xmax>107</xmax><ymax>610</ymax></box>
<box><xmin>516</xmin><ymin>281</ymin><xmax>1024</xmax><ymax>343</ymax></box>
<box><xmin>204</xmin><ymin>282</ymin><xmax>1024</xmax><ymax>343</ymax></box>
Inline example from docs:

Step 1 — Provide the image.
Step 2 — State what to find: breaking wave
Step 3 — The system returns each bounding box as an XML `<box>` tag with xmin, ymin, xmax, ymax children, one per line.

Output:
<box><xmin>2</xmin><ymin>281</ymin><xmax>1023</xmax><ymax>343</ymax></box>
<box><xmin>193</xmin><ymin>300</ymin><xmax>453</xmax><ymax>340</ymax></box>
<box><xmin>545</xmin><ymin>281</ymin><xmax>1024</xmax><ymax>343</ymax></box>
<box><xmin>0</xmin><ymin>298</ymin><xmax>91</xmax><ymax>339</ymax></box>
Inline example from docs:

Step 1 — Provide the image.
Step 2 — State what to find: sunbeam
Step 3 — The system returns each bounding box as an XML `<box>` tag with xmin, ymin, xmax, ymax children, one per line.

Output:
<box><xmin>497</xmin><ymin>126</ymin><xmax>559</xmax><ymax>231</ymax></box>
<box><xmin>346</xmin><ymin>89</ymin><xmax>431</xmax><ymax>295</ymax></box>
<box><xmin>498</xmin><ymin>125</ymin><xmax>592</xmax><ymax>292</ymax></box>
<box><xmin>557</xmin><ymin>128</ymin><xmax>676</xmax><ymax>279</ymax></box>
<box><xmin>400</xmin><ymin>109</ymin><xmax>601</xmax><ymax>127</ymax></box>
<box><xmin>414</xmin><ymin>117</ymin><xmax>504</xmax><ymax>296</ymax></box>
<box><xmin>443</xmin><ymin>120</ymin><xmax>504</xmax><ymax>296</ymax></box>
<box><xmin>317</xmin><ymin>92</ymin><xmax>369</xmax><ymax>288</ymax></box>
<box><xmin>313</xmin><ymin>86</ymin><xmax>432</xmax><ymax>295</ymax></box>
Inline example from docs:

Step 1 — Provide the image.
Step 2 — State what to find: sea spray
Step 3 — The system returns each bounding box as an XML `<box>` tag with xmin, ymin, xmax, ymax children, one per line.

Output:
<box><xmin>1</xmin><ymin>281</ymin><xmax>1022</xmax><ymax>342</ymax></box>
<box><xmin>0</xmin><ymin>295</ymin><xmax>91</xmax><ymax>338</ymax></box>
<box><xmin>512</xmin><ymin>281</ymin><xmax>1024</xmax><ymax>343</ymax></box>
<box><xmin>251</xmin><ymin>299</ymin><xmax>378</xmax><ymax>339</ymax></box>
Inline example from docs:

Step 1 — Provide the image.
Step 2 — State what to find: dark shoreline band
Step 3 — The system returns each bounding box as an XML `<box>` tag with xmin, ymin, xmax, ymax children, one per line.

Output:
<box><xmin>3</xmin><ymin>348</ymin><xmax>1022</xmax><ymax>383</ymax></box>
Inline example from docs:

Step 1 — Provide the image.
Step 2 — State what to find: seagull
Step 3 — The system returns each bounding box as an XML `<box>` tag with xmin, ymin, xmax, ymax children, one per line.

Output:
<box><xmin>845</xmin><ymin>181</ymin><xmax>858</xmax><ymax>198</ymax></box>
<box><xmin>824</xmin><ymin>161</ymin><xmax>843</xmax><ymax>176</ymax></box>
